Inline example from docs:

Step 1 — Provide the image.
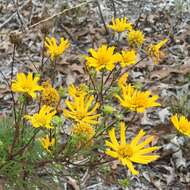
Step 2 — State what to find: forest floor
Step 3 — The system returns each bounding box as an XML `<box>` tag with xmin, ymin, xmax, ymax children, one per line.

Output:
<box><xmin>0</xmin><ymin>0</ymin><xmax>190</xmax><ymax>189</ymax></box>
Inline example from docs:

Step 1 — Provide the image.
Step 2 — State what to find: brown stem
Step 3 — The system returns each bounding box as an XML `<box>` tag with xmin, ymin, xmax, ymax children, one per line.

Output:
<box><xmin>96</xmin><ymin>0</ymin><xmax>109</xmax><ymax>35</ymax></box>
<box><xmin>11</xmin><ymin>44</ymin><xmax>16</xmax><ymax>81</ymax></box>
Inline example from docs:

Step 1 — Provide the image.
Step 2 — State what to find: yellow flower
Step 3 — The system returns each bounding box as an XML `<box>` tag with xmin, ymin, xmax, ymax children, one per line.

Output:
<box><xmin>64</xmin><ymin>94</ymin><xmax>100</xmax><ymax>125</ymax></box>
<box><xmin>68</xmin><ymin>84</ymin><xmax>88</xmax><ymax>98</ymax></box>
<box><xmin>171</xmin><ymin>114</ymin><xmax>190</xmax><ymax>137</ymax></box>
<box><xmin>45</xmin><ymin>36</ymin><xmax>69</xmax><ymax>60</ymax></box>
<box><xmin>72</xmin><ymin>123</ymin><xmax>95</xmax><ymax>140</ymax></box>
<box><xmin>107</xmin><ymin>17</ymin><xmax>133</xmax><ymax>33</ymax></box>
<box><xmin>115</xmin><ymin>84</ymin><xmax>160</xmax><ymax>113</ymax></box>
<box><xmin>120</xmin><ymin>50</ymin><xmax>137</xmax><ymax>68</ymax></box>
<box><xmin>25</xmin><ymin>105</ymin><xmax>56</xmax><ymax>129</ymax></box>
<box><xmin>11</xmin><ymin>73</ymin><xmax>43</xmax><ymax>99</ymax></box>
<box><xmin>41</xmin><ymin>80</ymin><xmax>60</xmax><ymax>108</ymax></box>
<box><xmin>105</xmin><ymin>122</ymin><xmax>160</xmax><ymax>175</ymax></box>
<box><xmin>40</xmin><ymin>135</ymin><xmax>55</xmax><ymax>152</ymax></box>
<box><xmin>147</xmin><ymin>39</ymin><xmax>168</xmax><ymax>64</ymax></box>
<box><xmin>128</xmin><ymin>30</ymin><xmax>144</xmax><ymax>47</ymax></box>
<box><xmin>118</xmin><ymin>73</ymin><xmax>128</xmax><ymax>88</ymax></box>
<box><xmin>84</xmin><ymin>45</ymin><xmax>121</xmax><ymax>71</ymax></box>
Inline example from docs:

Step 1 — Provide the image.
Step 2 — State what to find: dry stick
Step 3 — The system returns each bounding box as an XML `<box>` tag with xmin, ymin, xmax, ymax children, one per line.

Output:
<box><xmin>103</xmin><ymin>67</ymin><xmax>116</xmax><ymax>86</ymax></box>
<box><xmin>28</xmin><ymin>0</ymin><xmax>95</xmax><ymax>30</ymax></box>
<box><xmin>11</xmin><ymin>0</ymin><xmax>27</xmax><ymax>31</ymax></box>
<box><xmin>0</xmin><ymin>0</ymin><xmax>30</xmax><ymax>30</ymax></box>
<box><xmin>61</xmin><ymin>25</ymin><xmax>76</xmax><ymax>43</ymax></box>
<box><xmin>11</xmin><ymin>44</ymin><xmax>16</xmax><ymax>80</ymax></box>
<box><xmin>40</xmin><ymin>35</ymin><xmax>46</xmax><ymax>73</ymax></box>
<box><xmin>110</xmin><ymin>0</ymin><xmax>117</xmax><ymax>18</ymax></box>
<box><xmin>96</xmin><ymin>0</ymin><xmax>109</xmax><ymax>35</ymax></box>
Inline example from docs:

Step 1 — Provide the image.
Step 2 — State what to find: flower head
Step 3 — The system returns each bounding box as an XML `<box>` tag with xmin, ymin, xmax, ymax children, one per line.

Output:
<box><xmin>147</xmin><ymin>39</ymin><xmax>168</xmax><ymax>64</ymax></box>
<box><xmin>11</xmin><ymin>73</ymin><xmax>43</xmax><ymax>99</ymax></box>
<box><xmin>72</xmin><ymin>123</ymin><xmax>95</xmax><ymax>140</ymax></box>
<box><xmin>41</xmin><ymin>80</ymin><xmax>60</xmax><ymax>108</ymax></box>
<box><xmin>128</xmin><ymin>30</ymin><xmax>144</xmax><ymax>47</ymax></box>
<box><xmin>84</xmin><ymin>45</ymin><xmax>121</xmax><ymax>71</ymax></box>
<box><xmin>115</xmin><ymin>84</ymin><xmax>160</xmax><ymax>113</ymax></box>
<box><xmin>107</xmin><ymin>17</ymin><xmax>133</xmax><ymax>33</ymax></box>
<box><xmin>40</xmin><ymin>135</ymin><xmax>55</xmax><ymax>152</ymax></box>
<box><xmin>64</xmin><ymin>93</ymin><xmax>100</xmax><ymax>125</ymax></box>
<box><xmin>171</xmin><ymin>114</ymin><xmax>190</xmax><ymax>137</ymax></box>
<box><xmin>105</xmin><ymin>122</ymin><xmax>160</xmax><ymax>175</ymax></box>
<box><xmin>118</xmin><ymin>73</ymin><xmax>128</xmax><ymax>88</ymax></box>
<box><xmin>120</xmin><ymin>50</ymin><xmax>137</xmax><ymax>68</ymax></box>
<box><xmin>25</xmin><ymin>105</ymin><xmax>56</xmax><ymax>129</ymax></box>
<box><xmin>68</xmin><ymin>84</ymin><xmax>88</xmax><ymax>98</ymax></box>
<box><xmin>45</xmin><ymin>36</ymin><xmax>69</xmax><ymax>60</ymax></box>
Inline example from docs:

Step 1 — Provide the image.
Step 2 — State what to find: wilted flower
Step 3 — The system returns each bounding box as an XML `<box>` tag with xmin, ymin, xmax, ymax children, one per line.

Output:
<box><xmin>41</xmin><ymin>80</ymin><xmax>60</xmax><ymax>108</ymax></box>
<box><xmin>105</xmin><ymin>122</ymin><xmax>160</xmax><ymax>175</ymax></box>
<box><xmin>72</xmin><ymin>123</ymin><xmax>95</xmax><ymax>140</ymax></box>
<box><xmin>40</xmin><ymin>135</ymin><xmax>55</xmax><ymax>152</ymax></box>
<box><xmin>128</xmin><ymin>30</ymin><xmax>144</xmax><ymax>47</ymax></box>
<box><xmin>68</xmin><ymin>84</ymin><xmax>88</xmax><ymax>98</ymax></box>
<box><xmin>147</xmin><ymin>39</ymin><xmax>168</xmax><ymax>64</ymax></box>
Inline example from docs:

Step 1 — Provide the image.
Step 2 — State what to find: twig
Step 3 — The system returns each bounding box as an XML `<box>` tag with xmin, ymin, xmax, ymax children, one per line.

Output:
<box><xmin>28</xmin><ymin>0</ymin><xmax>95</xmax><ymax>29</ymax></box>
<box><xmin>96</xmin><ymin>0</ymin><xmax>109</xmax><ymax>35</ymax></box>
<box><xmin>110</xmin><ymin>0</ymin><xmax>117</xmax><ymax>18</ymax></box>
<box><xmin>11</xmin><ymin>44</ymin><xmax>16</xmax><ymax>81</ymax></box>
<box><xmin>0</xmin><ymin>0</ymin><xmax>30</xmax><ymax>29</ymax></box>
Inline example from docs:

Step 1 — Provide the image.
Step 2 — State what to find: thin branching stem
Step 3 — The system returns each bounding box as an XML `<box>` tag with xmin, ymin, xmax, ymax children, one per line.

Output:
<box><xmin>96</xmin><ymin>0</ymin><xmax>109</xmax><ymax>35</ymax></box>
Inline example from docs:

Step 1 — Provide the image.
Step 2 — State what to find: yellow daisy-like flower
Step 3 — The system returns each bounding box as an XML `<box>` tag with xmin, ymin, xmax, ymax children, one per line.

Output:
<box><xmin>128</xmin><ymin>30</ymin><xmax>144</xmax><ymax>48</ymax></box>
<box><xmin>115</xmin><ymin>84</ymin><xmax>160</xmax><ymax>113</ymax></box>
<box><xmin>105</xmin><ymin>122</ymin><xmax>160</xmax><ymax>175</ymax></box>
<box><xmin>11</xmin><ymin>73</ymin><xmax>43</xmax><ymax>99</ymax></box>
<box><xmin>147</xmin><ymin>39</ymin><xmax>168</xmax><ymax>64</ymax></box>
<box><xmin>41</xmin><ymin>80</ymin><xmax>60</xmax><ymax>108</ymax></box>
<box><xmin>171</xmin><ymin>114</ymin><xmax>190</xmax><ymax>137</ymax></box>
<box><xmin>72</xmin><ymin>123</ymin><xmax>95</xmax><ymax>140</ymax></box>
<box><xmin>25</xmin><ymin>105</ymin><xmax>56</xmax><ymax>129</ymax></box>
<box><xmin>118</xmin><ymin>73</ymin><xmax>128</xmax><ymax>88</ymax></box>
<box><xmin>84</xmin><ymin>44</ymin><xmax>121</xmax><ymax>71</ymax></box>
<box><xmin>120</xmin><ymin>50</ymin><xmax>137</xmax><ymax>68</ymax></box>
<box><xmin>68</xmin><ymin>84</ymin><xmax>88</xmax><ymax>98</ymax></box>
<box><xmin>107</xmin><ymin>17</ymin><xmax>133</xmax><ymax>33</ymax></box>
<box><xmin>45</xmin><ymin>36</ymin><xmax>70</xmax><ymax>60</ymax></box>
<box><xmin>40</xmin><ymin>135</ymin><xmax>55</xmax><ymax>152</ymax></box>
<box><xmin>63</xmin><ymin>94</ymin><xmax>100</xmax><ymax>125</ymax></box>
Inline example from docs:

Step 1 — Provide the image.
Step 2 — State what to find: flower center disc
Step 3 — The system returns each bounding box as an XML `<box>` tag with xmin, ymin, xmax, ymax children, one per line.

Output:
<box><xmin>118</xmin><ymin>145</ymin><xmax>133</xmax><ymax>158</ymax></box>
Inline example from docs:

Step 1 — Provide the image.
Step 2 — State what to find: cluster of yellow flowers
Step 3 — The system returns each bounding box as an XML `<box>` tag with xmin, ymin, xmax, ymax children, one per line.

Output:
<box><xmin>63</xmin><ymin>84</ymin><xmax>99</xmax><ymax>142</ymax></box>
<box><xmin>10</xmin><ymin>16</ymin><xmax>189</xmax><ymax>177</ymax></box>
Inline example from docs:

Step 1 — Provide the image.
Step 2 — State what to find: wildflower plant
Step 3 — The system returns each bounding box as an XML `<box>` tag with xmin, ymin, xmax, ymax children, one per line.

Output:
<box><xmin>0</xmin><ymin>11</ymin><xmax>174</xmax><ymax>189</ymax></box>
